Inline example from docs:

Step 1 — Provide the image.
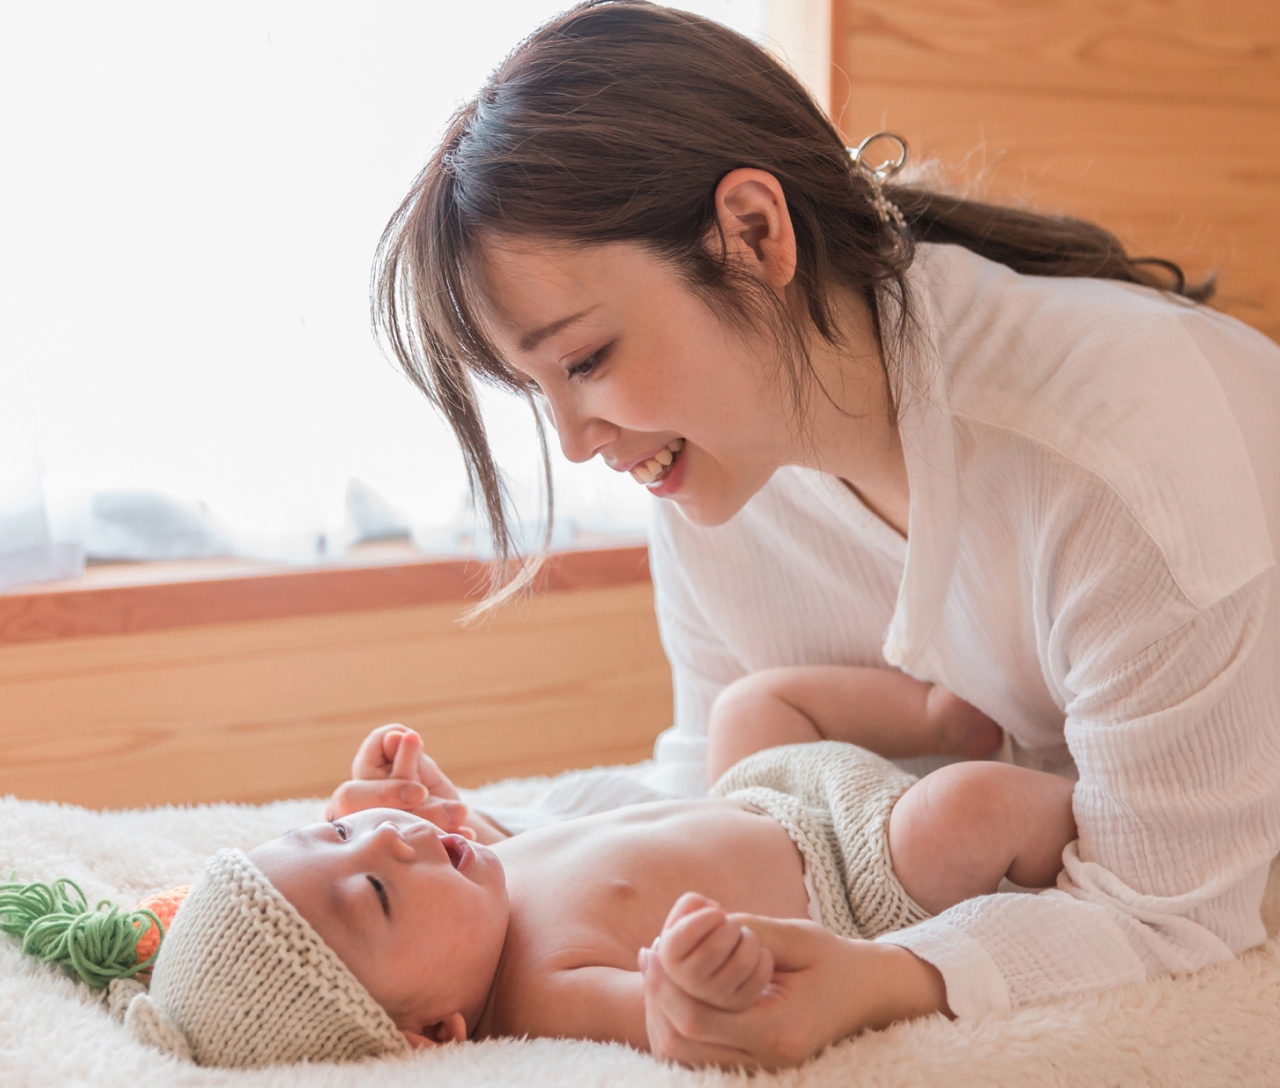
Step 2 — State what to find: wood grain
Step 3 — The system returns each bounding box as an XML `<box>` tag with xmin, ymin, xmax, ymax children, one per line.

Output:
<box><xmin>831</xmin><ymin>0</ymin><xmax>1280</xmax><ymax>340</ymax></box>
<box><xmin>0</xmin><ymin>581</ymin><xmax>672</xmax><ymax>809</ymax></box>
<box><xmin>0</xmin><ymin>544</ymin><xmax>651</xmax><ymax>645</ymax></box>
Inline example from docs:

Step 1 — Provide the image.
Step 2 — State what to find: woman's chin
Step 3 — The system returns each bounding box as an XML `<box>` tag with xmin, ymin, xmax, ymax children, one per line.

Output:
<box><xmin>667</xmin><ymin>483</ymin><xmax>761</xmax><ymax>529</ymax></box>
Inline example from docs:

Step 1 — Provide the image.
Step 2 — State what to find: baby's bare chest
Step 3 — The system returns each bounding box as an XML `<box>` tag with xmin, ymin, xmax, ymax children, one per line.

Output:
<box><xmin>501</xmin><ymin>799</ymin><xmax>812</xmax><ymax>972</ymax></box>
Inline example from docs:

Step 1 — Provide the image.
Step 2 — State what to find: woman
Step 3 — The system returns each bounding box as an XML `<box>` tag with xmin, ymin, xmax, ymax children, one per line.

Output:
<box><xmin>372</xmin><ymin>0</ymin><xmax>1280</xmax><ymax>1068</ymax></box>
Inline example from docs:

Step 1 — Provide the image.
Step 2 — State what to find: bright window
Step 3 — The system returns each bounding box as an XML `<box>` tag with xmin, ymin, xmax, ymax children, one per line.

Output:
<box><xmin>0</xmin><ymin>2</ymin><xmax>773</xmax><ymax>577</ymax></box>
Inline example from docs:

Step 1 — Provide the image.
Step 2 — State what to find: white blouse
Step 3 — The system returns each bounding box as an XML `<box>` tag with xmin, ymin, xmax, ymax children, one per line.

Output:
<box><xmin>644</xmin><ymin>243</ymin><xmax>1280</xmax><ymax>1016</ymax></box>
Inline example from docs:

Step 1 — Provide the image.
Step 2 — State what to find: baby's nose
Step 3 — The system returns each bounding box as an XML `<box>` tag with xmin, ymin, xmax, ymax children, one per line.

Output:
<box><xmin>371</xmin><ymin>819</ymin><xmax>416</xmax><ymax>860</ymax></box>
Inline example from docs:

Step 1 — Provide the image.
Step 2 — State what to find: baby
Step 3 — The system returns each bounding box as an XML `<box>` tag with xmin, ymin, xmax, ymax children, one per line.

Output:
<box><xmin>131</xmin><ymin>666</ymin><xmax>1076</xmax><ymax>1068</ymax></box>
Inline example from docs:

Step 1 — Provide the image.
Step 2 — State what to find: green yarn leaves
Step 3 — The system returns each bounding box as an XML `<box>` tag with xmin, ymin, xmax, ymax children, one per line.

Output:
<box><xmin>0</xmin><ymin>875</ymin><xmax>164</xmax><ymax>989</ymax></box>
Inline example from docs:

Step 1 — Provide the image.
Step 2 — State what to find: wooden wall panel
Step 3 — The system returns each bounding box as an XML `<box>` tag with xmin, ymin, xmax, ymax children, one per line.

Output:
<box><xmin>0</xmin><ymin>583</ymin><xmax>671</xmax><ymax>809</ymax></box>
<box><xmin>832</xmin><ymin>0</ymin><xmax>1280</xmax><ymax>339</ymax></box>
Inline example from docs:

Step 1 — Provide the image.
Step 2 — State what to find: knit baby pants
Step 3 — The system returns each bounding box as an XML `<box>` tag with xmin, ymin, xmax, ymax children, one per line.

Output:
<box><xmin>711</xmin><ymin>741</ymin><xmax>932</xmax><ymax>939</ymax></box>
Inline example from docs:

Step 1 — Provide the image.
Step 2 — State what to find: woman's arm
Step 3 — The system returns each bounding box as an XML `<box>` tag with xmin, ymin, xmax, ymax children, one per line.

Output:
<box><xmin>881</xmin><ymin>563</ymin><xmax>1280</xmax><ymax>1019</ymax></box>
<box><xmin>707</xmin><ymin>665</ymin><xmax>1002</xmax><ymax>782</ymax></box>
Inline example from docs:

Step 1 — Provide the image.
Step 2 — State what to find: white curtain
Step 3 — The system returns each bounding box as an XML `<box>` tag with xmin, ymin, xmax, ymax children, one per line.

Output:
<box><xmin>0</xmin><ymin>361</ymin><xmax>83</xmax><ymax>591</ymax></box>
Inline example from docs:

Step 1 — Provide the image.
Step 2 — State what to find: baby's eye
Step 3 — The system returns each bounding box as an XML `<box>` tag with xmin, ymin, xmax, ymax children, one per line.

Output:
<box><xmin>368</xmin><ymin>875</ymin><xmax>390</xmax><ymax>916</ymax></box>
<box><xmin>333</xmin><ymin>823</ymin><xmax>349</xmax><ymax>841</ymax></box>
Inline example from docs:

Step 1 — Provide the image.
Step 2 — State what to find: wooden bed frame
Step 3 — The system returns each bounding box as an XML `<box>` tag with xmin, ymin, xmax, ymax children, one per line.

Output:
<box><xmin>0</xmin><ymin>545</ymin><xmax>671</xmax><ymax>809</ymax></box>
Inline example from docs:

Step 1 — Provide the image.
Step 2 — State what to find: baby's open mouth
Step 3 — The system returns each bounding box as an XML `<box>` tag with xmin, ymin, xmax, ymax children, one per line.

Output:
<box><xmin>442</xmin><ymin>835</ymin><xmax>469</xmax><ymax>869</ymax></box>
<box><xmin>629</xmin><ymin>438</ymin><xmax>684</xmax><ymax>486</ymax></box>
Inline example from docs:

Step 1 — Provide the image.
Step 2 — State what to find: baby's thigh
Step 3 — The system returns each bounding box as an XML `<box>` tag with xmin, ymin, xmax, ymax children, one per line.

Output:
<box><xmin>888</xmin><ymin>762</ymin><xmax>1076</xmax><ymax>912</ymax></box>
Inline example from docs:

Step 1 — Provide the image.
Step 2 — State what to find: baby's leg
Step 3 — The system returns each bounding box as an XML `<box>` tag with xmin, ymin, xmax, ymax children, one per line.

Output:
<box><xmin>887</xmin><ymin>762</ymin><xmax>1077</xmax><ymax>915</ymax></box>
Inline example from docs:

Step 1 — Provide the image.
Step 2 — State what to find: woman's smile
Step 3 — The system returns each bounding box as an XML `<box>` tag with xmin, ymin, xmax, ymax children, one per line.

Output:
<box><xmin>626</xmin><ymin>437</ymin><xmax>685</xmax><ymax>488</ymax></box>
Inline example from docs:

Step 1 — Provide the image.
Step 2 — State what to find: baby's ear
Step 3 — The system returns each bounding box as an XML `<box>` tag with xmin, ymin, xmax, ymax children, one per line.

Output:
<box><xmin>434</xmin><ymin>1012</ymin><xmax>468</xmax><ymax>1044</ymax></box>
<box><xmin>399</xmin><ymin>1028</ymin><xmax>438</xmax><ymax>1050</ymax></box>
<box><xmin>401</xmin><ymin>1012</ymin><xmax>467</xmax><ymax>1049</ymax></box>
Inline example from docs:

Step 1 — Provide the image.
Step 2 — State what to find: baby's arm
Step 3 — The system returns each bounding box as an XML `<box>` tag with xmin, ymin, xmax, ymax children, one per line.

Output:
<box><xmin>515</xmin><ymin>967</ymin><xmax>649</xmax><ymax>1049</ymax></box>
<box><xmin>707</xmin><ymin>666</ymin><xmax>1002</xmax><ymax>783</ymax></box>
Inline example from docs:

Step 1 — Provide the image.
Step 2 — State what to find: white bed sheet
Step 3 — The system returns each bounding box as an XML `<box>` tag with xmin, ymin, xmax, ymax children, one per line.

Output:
<box><xmin>3</xmin><ymin>779</ymin><xmax>1278</xmax><ymax>1088</ymax></box>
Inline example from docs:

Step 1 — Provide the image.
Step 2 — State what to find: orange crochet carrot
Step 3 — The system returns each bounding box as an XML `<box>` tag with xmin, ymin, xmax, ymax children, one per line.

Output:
<box><xmin>134</xmin><ymin>886</ymin><xmax>191</xmax><ymax>967</ymax></box>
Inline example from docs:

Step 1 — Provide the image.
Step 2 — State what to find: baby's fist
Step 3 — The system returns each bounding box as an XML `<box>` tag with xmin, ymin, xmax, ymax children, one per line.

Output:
<box><xmin>645</xmin><ymin>892</ymin><xmax>773</xmax><ymax>1012</ymax></box>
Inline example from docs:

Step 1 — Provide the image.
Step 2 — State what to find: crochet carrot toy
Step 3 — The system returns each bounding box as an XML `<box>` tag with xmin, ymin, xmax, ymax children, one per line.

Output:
<box><xmin>0</xmin><ymin>875</ymin><xmax>189</xmax><ymax>988</ymax></box>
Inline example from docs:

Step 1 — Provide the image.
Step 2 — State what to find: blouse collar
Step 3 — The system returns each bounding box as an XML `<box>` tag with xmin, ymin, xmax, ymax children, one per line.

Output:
<box><xmin>796</xmin><ymin>248</ymin><xmax>960</xmax><ymax>673</ymax></box>
<box><xmin>879</xmin><ymin>251</ymin><xmax>960</xmax><ymax>673</ymax></box>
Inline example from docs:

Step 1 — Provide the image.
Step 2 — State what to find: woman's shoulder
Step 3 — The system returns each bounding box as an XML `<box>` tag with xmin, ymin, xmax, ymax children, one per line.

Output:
<box><xmin>913</xmin><ymin>244</ymin><xmax>1279</xmax><ymax>609</ymax></box>
<box><xmin>914</xmin><ymin>242</ymin><xmax>1278</xmax><ymax>380</ymax></box>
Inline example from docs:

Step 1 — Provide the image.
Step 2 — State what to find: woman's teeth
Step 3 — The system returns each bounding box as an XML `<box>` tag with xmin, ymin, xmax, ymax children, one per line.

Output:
<box><xmin>631</xmin><ymin>438</ymin><xmax>685</xmax><ymax>485</ymax></box>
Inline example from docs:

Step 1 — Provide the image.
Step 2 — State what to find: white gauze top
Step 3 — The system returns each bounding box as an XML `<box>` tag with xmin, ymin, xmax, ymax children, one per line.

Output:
<box><xmin>644</xmin><ymin>242</ymin><xmax>1280</xmax><ymax>1017</ymax></box>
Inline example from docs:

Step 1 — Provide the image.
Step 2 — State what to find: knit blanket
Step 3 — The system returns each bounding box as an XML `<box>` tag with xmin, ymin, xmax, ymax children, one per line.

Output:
<box><xmin>3</xmin><ymin>777</ymin><xmax>1279</xmax><ymax>1088</ymax></box>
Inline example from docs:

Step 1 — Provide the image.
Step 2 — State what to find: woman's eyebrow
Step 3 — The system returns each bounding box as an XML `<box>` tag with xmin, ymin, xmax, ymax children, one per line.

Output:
<box><xmin>518</xmin><ymin>305</ymin><xmax>598</xmax><ymax>352</ymax></box>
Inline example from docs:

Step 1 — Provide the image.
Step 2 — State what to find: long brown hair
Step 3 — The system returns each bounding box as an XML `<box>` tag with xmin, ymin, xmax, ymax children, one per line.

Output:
<box><xmin>374</xmin><ymin>0</ymin><xmax>1211</xmax><ymax>607</ymax></box>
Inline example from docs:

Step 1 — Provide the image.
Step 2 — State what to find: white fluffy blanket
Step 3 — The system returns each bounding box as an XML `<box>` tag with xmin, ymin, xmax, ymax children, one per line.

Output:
<box><xmin>3</xmin><ymin>782</ymin><xmax>1279</xmax><ymax>1088</ymax></box>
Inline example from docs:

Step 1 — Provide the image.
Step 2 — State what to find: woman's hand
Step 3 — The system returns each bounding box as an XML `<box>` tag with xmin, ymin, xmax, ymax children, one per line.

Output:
<box><xmin>324</xmin><ymin>724</ymin><xmax>509</xmax><ymax>844</ymax></box>
<box><xmin>639</xmin><ymin>893</ymin><xmax>950</xmax><ymax>1069</ymax></box>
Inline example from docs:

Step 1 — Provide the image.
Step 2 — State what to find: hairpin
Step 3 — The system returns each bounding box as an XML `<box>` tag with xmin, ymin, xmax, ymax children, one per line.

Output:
<box><xmin>849</xmin><ymin>131</ymin><xmax>909</xmax><ymax>231</ymax></box>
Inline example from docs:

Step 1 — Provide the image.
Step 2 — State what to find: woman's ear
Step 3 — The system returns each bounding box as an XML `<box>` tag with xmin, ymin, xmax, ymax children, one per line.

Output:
<box><xmin>712</xmin><ymin>168</ymin><xmax>797</xmax><ymax>292</ymax></box>
<box><xmin>401</xmin><ymin>1012</ymin><xmax>468</xmax><ymax>1049</ymax></box>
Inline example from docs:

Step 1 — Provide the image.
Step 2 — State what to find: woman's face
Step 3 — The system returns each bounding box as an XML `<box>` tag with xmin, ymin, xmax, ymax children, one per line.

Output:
<box><xmin>249</xmin><ymin>808</ymin><xmax>509</xmax><ymax>1040</ymax></box>
<box><xmin>477</xmin><ymin>237</ymin><xmax>797</xmax><ymax>527</ymax></box>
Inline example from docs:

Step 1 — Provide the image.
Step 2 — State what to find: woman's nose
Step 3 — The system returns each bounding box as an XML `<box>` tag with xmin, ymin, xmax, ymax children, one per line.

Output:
<box><xmin>546</xmin><ymin>399</ymin><xmax>615</xmax><ymax>464</ymax></box>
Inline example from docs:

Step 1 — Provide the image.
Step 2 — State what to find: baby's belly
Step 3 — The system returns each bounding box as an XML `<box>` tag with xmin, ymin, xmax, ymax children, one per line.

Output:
<box><xmin>506</xmin><ymin>798</ymin><xmax>813</xmax><ymax>963</ymax></box>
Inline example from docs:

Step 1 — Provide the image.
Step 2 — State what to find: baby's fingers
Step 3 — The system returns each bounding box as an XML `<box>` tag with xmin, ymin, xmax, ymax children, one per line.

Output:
<box><xmin>351</xmin><ymin>723</ymin><xmax>409</xmax><ymax>779</ymax></box>
<box><xmin>390</xmin><ymin>728</ymin><xmax>422</xmax><ymax>781</ymax></box>
<box><xmin>660</xmin><ymin>912</ymin><xmax>767</xmax><ymax>1009</ymax></box>
<box><xmin>659</xmin><ymin>904</ymin><xmax>727</xmax><ymax>966</ymax></box>
<box><xmin>414</xmin><ymin>751</ymin><xmax>461</xmax><ymax>801</ymax></box>
<box><xmin>410</xmin><ymin>797</ymin><xmax>472</xmax><ymax>835</ymax></box>
<box><xmin>702</xmin><ymin>927</ymin><xmax>774</xmax><ymax>1011</ymax></box>
<box><xmin>326</xmin><ymin>778</ymin><xmax>426</xmax><ymax>820</ymax></box>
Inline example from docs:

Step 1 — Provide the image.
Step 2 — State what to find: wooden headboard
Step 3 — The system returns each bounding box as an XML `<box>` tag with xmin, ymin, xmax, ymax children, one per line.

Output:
<box><xmin>0</xmin><ymin>546</ymin><xmax>671</xmax><ymax>809</ymax></box>
<box><xmin>832</xmin><ymin>0</ymin><xmax>1280</xmax><ymax>341</ymax></box>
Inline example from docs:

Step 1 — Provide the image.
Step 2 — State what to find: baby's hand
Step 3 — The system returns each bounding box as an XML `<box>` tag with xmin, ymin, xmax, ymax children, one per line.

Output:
<box><xmin>642</xmin><ymin>892</ymin><xmax>774</xmax><ymax>1013</ymax></box>
<box><xmin>326</xmin><ymin>725</ymin><xmax>472</xmax><ymax>837</ymax></box>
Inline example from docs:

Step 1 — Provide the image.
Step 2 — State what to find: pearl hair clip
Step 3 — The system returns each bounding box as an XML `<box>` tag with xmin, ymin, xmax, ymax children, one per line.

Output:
<box><xmin>849</xmin><ymin>131</ymin><xmax>909</xmax><ymax>231</ymax></box>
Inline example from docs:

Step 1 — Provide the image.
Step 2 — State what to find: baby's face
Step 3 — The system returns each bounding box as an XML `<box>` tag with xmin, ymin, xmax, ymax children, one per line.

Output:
<box><xmin>249</xmin><ymin>808</ymin><xmax>509</xmax><ymax>1040</ymax></box>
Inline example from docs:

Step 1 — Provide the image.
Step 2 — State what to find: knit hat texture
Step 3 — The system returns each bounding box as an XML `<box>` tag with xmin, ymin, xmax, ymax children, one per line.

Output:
<box><xmin>125</xmin><ymin>848</ymin><xmax>410</xmax><ymax>1067</ymax></box>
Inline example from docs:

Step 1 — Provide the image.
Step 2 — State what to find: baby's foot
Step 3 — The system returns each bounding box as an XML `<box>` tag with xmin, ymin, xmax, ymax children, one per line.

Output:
<box><xmin>927</xmin><ymin>686</ymin><xmax>1003</xmax><ymax>759</ymax></box>
<box><xmin>646</xmin><ymin>892</ymin><xmax>773</xmax><ymax>1012</ymax></box>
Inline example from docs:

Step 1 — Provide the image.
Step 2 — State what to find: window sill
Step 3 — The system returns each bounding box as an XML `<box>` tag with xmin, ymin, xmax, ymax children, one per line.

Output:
<box><xmin>0</xmin><ymin>540</ymin><xmax>651</xmax><ymax>645</ymax></box>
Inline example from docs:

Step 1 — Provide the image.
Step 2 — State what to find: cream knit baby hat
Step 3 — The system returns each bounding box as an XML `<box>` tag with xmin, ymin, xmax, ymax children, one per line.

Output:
<box><xmin>124</xmin><ymin>848</ymin><xmax>410</xmax><ymax>1067</ymax></box>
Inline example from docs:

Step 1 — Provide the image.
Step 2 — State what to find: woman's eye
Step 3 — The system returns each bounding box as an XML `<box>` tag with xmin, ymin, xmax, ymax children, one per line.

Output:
<box><xmin>568</xmin><ymin>345</ymin><xmax>610</xmax><ymax>381</ymax></box>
